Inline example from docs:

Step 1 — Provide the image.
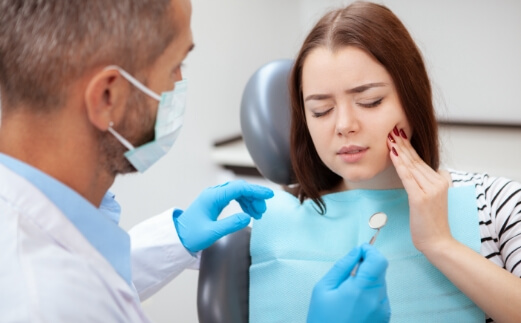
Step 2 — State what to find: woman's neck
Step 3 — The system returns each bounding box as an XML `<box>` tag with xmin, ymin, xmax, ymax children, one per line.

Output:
<box><xmin>336</xmin><ymin>165</ymin><xmax>405</xmax><ymax>192</ymax></box>
<box><xmin>330</xmin><ymin>167</ymin><xmax>453</xmax><ymax>193</ymax></box>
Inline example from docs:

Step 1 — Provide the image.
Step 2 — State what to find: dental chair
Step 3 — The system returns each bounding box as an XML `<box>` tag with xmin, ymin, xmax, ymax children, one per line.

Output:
<box><xmin>197</xmin><ymin>59</ymin><xmax>294</xmax><ymax>323</ymax></box>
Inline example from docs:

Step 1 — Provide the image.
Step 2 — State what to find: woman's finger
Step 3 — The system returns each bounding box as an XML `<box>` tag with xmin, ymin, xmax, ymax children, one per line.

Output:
<box><xmin>389</xmin><ymin>128</ymin><xmax>442</xmax><ymax>191</ymax></box>
<box><xmin>388</xmin><ymin>134</ymin><xmax>432</xmax><ymax>193</ymax></box>
<box><xmin>389</xmin><ymin>143</ymin><xmax>425</xmax><ymax>193</ymax></box>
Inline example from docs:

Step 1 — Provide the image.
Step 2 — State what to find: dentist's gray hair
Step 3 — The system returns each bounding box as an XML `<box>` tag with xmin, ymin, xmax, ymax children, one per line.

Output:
<box><xmin>0</xmin><ymin>0</ymin><xmax>176</xmax><ymax>111</ymax></box>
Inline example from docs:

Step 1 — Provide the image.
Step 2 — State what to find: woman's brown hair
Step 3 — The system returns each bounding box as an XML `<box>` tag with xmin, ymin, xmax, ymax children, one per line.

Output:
<box><xmin>289</xmin><ymin>1</ymin><xmax>439</xmax><ymax>213</ymax></box>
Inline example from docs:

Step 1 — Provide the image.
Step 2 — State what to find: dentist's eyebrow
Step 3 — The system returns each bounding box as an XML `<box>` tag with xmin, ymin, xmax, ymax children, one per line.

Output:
<box><xmin>304</xmin><ymin>82</ymin><xmax>388</xmax><ymax>102</ymax></box>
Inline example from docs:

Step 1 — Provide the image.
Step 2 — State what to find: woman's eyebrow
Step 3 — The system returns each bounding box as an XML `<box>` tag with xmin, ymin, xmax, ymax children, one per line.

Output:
<box><xmin>304</xmin><ymin>94</ymin><xmax>333</xmax><ymax>102</ymax></box>
<box><xmin>304</xmin><ymin>82</ymin><xmax>388</xmax><ymax>102</ymax></box>
<box><xmin>345</xmin><ymin>82</ymin><xmax>387</xmax><ymax>94</ymax></box>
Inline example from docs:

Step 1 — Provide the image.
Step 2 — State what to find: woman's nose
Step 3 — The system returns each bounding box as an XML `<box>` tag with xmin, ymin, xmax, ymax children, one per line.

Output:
<box><xmin>335</xmin><ymin>105</ymin><xmax>359</xmax><ymax>136</ymax></box>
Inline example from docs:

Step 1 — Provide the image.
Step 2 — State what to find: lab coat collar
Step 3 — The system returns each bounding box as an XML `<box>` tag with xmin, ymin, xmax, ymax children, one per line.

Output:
<box><xmin>0</xmin><ymin>153</ymin><xmax>132</xmax><ymax>286</ymax></box>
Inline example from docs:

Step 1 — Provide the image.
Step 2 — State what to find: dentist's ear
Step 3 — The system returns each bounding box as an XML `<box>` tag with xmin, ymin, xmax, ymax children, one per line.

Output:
<box><xmin>84</xmin><ymin>68</ymin><xmax>130</xmax><ymax>131</ymax></box>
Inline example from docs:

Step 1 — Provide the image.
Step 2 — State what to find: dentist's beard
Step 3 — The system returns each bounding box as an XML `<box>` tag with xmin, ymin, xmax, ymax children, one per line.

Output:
<box><xmin>98</xmin><ymin>88</ymin><xmax>155</xmax><ymax>176</ymax></box>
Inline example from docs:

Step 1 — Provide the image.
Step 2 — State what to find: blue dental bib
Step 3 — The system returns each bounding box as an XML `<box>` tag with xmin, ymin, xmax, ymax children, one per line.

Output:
<box><xmin>250</xmin><ymin>186</ymin><xmax>484</xmax><ymax>323</ymax></box>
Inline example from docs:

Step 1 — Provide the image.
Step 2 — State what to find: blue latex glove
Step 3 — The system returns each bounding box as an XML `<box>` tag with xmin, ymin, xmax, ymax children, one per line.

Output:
<box><xmin>173</xmin><ymin>180</ymin><xmax>274</xmax><ymax>253</ymax></box>
<box><xmin>307</xmin><ymin>243</ymin><xmax>390</xmax><ymax>323</ymax></box>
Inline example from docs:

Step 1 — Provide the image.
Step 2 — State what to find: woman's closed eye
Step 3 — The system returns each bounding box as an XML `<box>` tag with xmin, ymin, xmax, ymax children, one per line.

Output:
<box><xmin>358</xmin><ymin>98</ymin><xmax>383</xmax><ymax>108</ymax></box>
<box><xmin>312</xmin><ymin>107</ymin><xmax>333</xmax><ymax>118</ymax></box>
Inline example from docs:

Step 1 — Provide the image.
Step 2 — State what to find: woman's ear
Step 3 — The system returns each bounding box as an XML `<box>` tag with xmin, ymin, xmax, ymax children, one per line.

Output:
<box><xmin>84</xmin><ymin>68</ymin><xmax>129</xmax><ymax>131</ymax></box>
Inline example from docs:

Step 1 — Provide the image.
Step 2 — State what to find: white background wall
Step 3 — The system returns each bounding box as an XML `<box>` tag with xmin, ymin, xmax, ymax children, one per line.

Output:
<box><xmin>109</xmin><ymin>1</ymin><xmax>521</xmax><ymax>322</ymax></box>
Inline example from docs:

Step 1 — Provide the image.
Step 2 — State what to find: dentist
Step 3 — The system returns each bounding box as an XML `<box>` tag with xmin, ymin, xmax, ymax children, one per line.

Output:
<box><xmin>0</xmin><ymin>0</ymin><xmax>389</xmax><ymax>322</ymax></box>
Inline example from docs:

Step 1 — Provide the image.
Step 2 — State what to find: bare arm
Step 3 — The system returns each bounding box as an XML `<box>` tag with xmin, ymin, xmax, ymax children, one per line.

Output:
<box><xmin>423</xmin><ymin>237</ymin><xmax>521</xmax><ymax>323</ymax></box>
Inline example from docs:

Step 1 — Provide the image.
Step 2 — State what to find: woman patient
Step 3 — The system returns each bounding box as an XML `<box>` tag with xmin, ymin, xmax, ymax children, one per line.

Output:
<box><xmin>249</xmin><ymin>2</ymin><xmax>521</xmax><ymax>323</ymax></box>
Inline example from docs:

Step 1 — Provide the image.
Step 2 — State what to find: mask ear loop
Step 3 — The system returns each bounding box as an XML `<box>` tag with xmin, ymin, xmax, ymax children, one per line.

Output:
<box><xmin>107</xmin><ymin>122</ymin><xmax>135</xmax><ymax>151</ymax></box>
<box><xmin>104</xmin><ymin>65</ymin><xmax>161</xmax><ymax>102</ymax></box>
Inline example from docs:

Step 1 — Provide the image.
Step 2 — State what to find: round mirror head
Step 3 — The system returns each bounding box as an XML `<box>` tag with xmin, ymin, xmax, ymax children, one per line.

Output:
<box><xmin>369</xmin><ymin>212</ymin><xmax>388</xmax><ymax>230</ymax></box>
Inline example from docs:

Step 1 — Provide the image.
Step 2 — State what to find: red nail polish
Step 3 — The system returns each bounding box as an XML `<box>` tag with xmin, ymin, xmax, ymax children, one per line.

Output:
<box><xmin>388</xmin><ymin>133</ymin><xmax>395</xmax><ymax>143</ymax></box>
<box><xmin>392</xmin><ymin>147</ymin><xmax>398</xmax><ymax>156</ymax></box>
<box><xmin>400</xmin><ymin>129</ymin><xmax>408</xmax><ymax>139</ymax></box>
<box><xmin>393</xmin><ymin>126</ymin><xmax>399</xmax><ymax>136</ymax></box>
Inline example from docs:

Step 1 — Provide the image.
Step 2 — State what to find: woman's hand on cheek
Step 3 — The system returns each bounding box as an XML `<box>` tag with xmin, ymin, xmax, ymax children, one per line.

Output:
<box><xmin>387</xmin><ymin>126</ymin><xmax>453</xmax><ymax>255</ymax></box>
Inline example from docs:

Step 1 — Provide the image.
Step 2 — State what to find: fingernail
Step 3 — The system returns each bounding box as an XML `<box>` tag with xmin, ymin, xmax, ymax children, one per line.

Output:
<box><xmin>392</xmin><ymin>147</ymin><xmax>398</xmax><ymax>156</ymax></box>
<box><xmin>400</xmin><ymin>129</ymin><xmax>408</xmax><ymax>139</ymax></box>
<box><xmin>388</xmin><ymin>133</ymin><xmax>395</xmax><ymax>143</ymax></box>
<box><xmin>393</xmin><ymin>126</ymin><xmax>399</xmax><ymax>136</ymax></box>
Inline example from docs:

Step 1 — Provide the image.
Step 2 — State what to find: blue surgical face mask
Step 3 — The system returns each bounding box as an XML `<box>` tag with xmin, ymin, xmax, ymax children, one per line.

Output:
<box><xmin>105</xmin><ymin>65</ymin><xmax>187</xmax><ymax>173</ymax></box>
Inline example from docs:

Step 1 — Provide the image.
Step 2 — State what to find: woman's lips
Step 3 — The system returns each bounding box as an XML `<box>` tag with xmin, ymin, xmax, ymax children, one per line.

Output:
<box><xmin>337</xmin><ymin>146</ymin><xmax>368</xmax><ymax>163</ymax></box>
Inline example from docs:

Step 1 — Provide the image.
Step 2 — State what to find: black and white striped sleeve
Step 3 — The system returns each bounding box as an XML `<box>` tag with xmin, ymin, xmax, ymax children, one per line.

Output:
<box><xmin>449</xmin><ymin>170</ymin><xmax>521</xmax><ymax>323</ymax></box>
<box><xmin>451</xmin><ymin>170</ymin><xmax>521</xmax><ymax>277</ymax></box>
<box><xmin>485</xmin><ymin>175</ymin><xmax>521</xmax><ymax>276</ymax></box>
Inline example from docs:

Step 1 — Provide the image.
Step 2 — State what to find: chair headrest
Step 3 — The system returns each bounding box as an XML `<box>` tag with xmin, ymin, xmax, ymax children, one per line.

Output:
<box><xmin>240</xmin><ymin>59</ymin><xmax>295</xmax><ymax>186</ymax></box>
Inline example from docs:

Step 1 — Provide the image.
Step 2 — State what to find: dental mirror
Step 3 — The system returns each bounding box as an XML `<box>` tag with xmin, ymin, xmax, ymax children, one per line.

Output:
<box><xmin>368</xmin><ymin>212</ymin><xmax>387</xmax><ymax>245</ymax></box>
<box><xmin>350</xmin><ymin>212</ymin><xmax>388</xmax><ymax>276</ymax></box>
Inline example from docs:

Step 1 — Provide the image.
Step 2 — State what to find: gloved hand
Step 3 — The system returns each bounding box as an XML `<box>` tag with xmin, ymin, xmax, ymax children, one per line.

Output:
<box><xmin>173</xmin><ymin>180</ymin><xmax>274</xmax><ymax>253</ymax></box>
<box><xmin>307</xmin><ymin>243</ymin><xmax>390</xmax><ymax>323</ymax></box>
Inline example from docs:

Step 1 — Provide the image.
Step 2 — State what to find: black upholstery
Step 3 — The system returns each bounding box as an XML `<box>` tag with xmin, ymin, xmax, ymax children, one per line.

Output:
<box><xmin>197</xmin><ymin>227</ymin><xmax>251</xmax><ymax>323</ymax></box>
<box><xmin>240</xmin><ymin>59</ymin><xmax>295</xmax><ymax>186</ymax></box>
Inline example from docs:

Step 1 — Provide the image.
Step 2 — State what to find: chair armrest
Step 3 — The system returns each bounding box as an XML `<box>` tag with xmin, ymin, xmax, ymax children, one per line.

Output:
<box><xmin>197</xmin><ymin>227</ymin><xmax>251</xmax><ymax>323</ymax></box>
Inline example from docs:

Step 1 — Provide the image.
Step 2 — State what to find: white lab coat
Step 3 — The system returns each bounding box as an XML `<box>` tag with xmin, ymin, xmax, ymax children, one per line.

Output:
<box><xmin>0</xmin><ymin>163</ymin><xmax>200</xmax><ymax>322</ymax></box>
